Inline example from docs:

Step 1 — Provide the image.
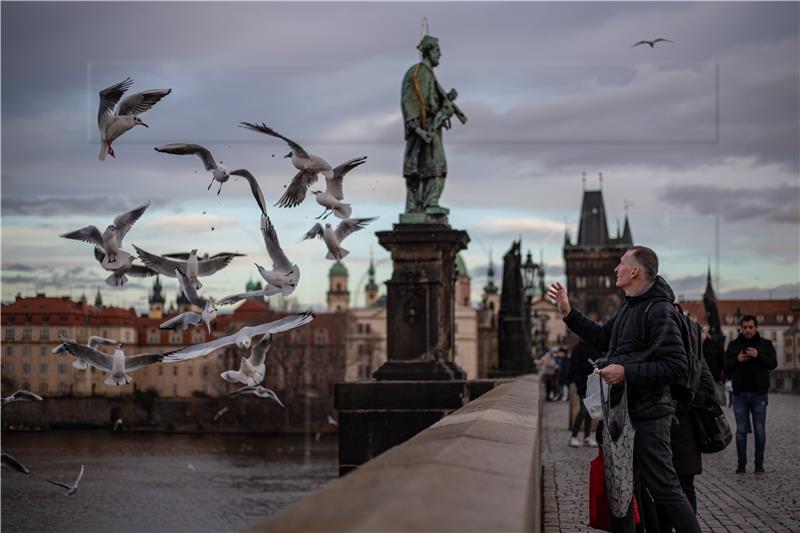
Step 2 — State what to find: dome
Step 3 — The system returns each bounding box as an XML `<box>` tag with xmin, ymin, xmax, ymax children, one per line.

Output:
<box><xmin>329</xmin><ymin>260</ymin><xmax>348</xmax><ymax>277</ymax></box>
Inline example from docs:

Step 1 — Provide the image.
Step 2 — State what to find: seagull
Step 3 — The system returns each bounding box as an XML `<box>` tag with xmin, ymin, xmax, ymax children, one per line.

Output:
<box><xmin>212</xmin><ymin>406</ymin><xmax>230</xmax><ymax>422</ymax></box>
<box><xmin>1</xmin><ymin>453</ymin><xmax>31</xmax><ymax>474</ymax></box>
<box><xmin>2</xmin><ymin>389</ymin><xmax>44</xmax><ymax>407</ymax></box>
<box><xmin>239</xmin><ymin>122</ymin><xmax>333</xmax><ymax>206</ymax></box>
<box><xmin>159</xmin><ymin>268</ymin><xmax>218</xmax><ymax>333</ymax></box>
<box><xmin>58</xmin><ymin>335</ymin><xmax>171</xmax><ymax>386</ymax></box>
<box><xmin>133</xmin><ymin>246</ymin><xmax>243</xmax><ymax>290</ymax></box>
<box><xmin>98</xmin><ymin>78</ymin><xmax>171</xmax><ymax>160</ymax></box>
<box><xmin>302</xmin><ymin>217</ymin><xmax>377</xmax><ymax>260</ymax></box>
<box><xmin>154</xmin><ymin>143</ymin><xmax>267</xmax><ymax>215</ymax></box>
<box><xmin>47</xmin><ymin>464</ymin><xmax>84</xmax><ymax>496</ymax></box>
<box><xmin>217</xmin><ymin>214</ymin><xmax>298</xmax><ymax>305</ymax></box>
<box><xmin>93</xmin><ymin>247</ymin><xmax>156</xmax><ymax>287</ymax></box>
<box><xmin>227</xmin><ymin>385</ymin><xmax>285</xmax><ymax>407</ymax></box>
<box><xmin>163</xmin><ymin>311</ymin><xmax>315</xmax><ymax>362</ymax></box>
<box><xmin>632</xmin><ymin>38</ymin><xmax>673</xmax><ymax>48</ymax></box>
<box><xmin>327</xmin><ymin>415</ymin><xmax>339</xmax><ymax>427</ymax></box>
<box><xmin>60</xmin><ymin>202</ymin><xmax>150</xmax><ymax>270</ymax></box>
<box><xmin>220</xmin><ymin>334</ymin><xmax>272</xmax><ymax>387</ymax></box>
<box><xmin>312</xmin><ymin>156</ymin><xmax>367</xmax><ymax>220</ymax></box>
<box><xmin>53</xmin><ymin>335</ymin><xmax>118</xmax><ymax>370</ymax></box>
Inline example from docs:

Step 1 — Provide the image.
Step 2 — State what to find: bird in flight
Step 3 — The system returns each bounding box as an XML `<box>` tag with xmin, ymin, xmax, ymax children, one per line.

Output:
<box><xmin>632</xmin><ymin>38</ymin><xmax>673</xmax><ymax>48</ymax></box>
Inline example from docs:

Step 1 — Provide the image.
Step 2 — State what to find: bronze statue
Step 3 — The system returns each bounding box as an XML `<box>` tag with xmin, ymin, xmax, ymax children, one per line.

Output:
<box><xmin>401</xmin><ymin>35</ymin><xmax>466</xmax><ymax>215</ymax></box>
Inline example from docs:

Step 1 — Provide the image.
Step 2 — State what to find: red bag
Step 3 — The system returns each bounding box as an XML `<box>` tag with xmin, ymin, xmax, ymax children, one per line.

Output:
<box><xmin>589</xmin><ymin>449</ymin><xmax>640</xmax><ymax>531</ymax></box>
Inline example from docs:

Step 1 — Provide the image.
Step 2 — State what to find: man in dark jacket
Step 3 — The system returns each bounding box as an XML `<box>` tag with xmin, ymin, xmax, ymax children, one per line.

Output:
<box><xmin>567</xmin><ymin>340</ymin><xmax>601</xmax><ymax>447</ymax></box>
<box><xmin>723</xmin><ymin>315</ymin><xmax>777</xmax><ymax>474</ymax></box>
<box><xmin>548</xmin><ymin>246</ymin><xmax>699</xmax><ymax>533</ymax></box>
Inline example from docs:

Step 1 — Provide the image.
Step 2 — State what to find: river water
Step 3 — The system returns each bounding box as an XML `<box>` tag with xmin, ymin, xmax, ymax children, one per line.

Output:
<box><xmin>1</xmin><ymin>431</ymin><xmax>338</xmax><ymax>532</ymax></box>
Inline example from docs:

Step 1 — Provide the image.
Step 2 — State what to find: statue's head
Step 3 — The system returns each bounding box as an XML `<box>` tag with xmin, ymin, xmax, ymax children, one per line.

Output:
<box><xmin>417</xmin><ymin>35</ymin><xmax>440</xmax><ymax>66</ymax></box>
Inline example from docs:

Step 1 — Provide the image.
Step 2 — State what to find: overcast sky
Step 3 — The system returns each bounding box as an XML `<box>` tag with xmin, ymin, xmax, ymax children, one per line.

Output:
<box><xmin>2</xmin><ymin>1</ymin><xmax>798</xmax><ymax>312</ymax></box>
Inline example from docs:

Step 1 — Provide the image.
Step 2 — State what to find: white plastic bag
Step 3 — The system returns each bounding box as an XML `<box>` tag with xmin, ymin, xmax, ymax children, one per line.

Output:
<box><xmin>583</xmin><ymin>370</ymin><xmax>609</xmax><ymax>420</ymax></box>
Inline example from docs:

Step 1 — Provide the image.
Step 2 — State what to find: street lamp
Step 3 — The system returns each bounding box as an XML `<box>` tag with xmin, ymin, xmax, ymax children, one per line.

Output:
<box><xmin>522</xmin><ymin>251</ymin><xmax>537</xmax><ymax>357</ymax></box>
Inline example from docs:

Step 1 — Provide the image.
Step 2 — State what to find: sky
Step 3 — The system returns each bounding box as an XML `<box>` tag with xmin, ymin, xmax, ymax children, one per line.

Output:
<box><xmin>2</xmin><ymin>1</ymin><xmax>799</xmax><ymax>313</ymax></box>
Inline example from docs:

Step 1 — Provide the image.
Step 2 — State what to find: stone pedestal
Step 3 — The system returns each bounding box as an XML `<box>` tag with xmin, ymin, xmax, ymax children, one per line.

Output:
<box><xmin>373</xmin><ymin>222</ymin><xmax>469</xmax><ymax>380</ymax></box>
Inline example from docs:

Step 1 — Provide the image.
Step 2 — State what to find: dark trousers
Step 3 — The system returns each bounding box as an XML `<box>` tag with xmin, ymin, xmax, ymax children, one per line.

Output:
<box><xmin>732</xmin><ymin>392</ymin><xmax>768</xmax><ymax>467</ymax></box>
<box><xmin>611</xmin><ymin>416</ymin><xmax>700</xmax><ymax>533</ymax></box>
<box><xmin>571</xmin><ymin>397</ymin><xmax>592</xmax><ymax>438</ymax></box>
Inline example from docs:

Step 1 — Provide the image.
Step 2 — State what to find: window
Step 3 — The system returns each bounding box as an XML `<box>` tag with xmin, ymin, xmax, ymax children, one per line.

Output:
<box><xmin>58</xmin><ymin>364</ymin><xmax>67</xmax><ymax>374</ymax></box>
<box><xmin>39</xmin><ymin>328</ymin><xmax>49</xmax><ymax>341</ymax></box>
<box><xmin>22</xmin><ymin>346</ymin><xmax>31</xmax><ymax>357</ymax></box>
<box><xmin>21</xmin><ymin>382</ymin><xmax>30</xmax><ymax>391</ymax></box>
<box><xmin>786</xmin><ymin>337</ymin><xmax>794</xmax><ymax>347</ymax></box>
<box><xmin>22</xmin><ymin>364</ymin><xmax>31</xmax><ymax>374</ymax></box>
<box><xmin>38</xmin><ymin>382</ymin><xmax>48</xmax><ymax>394</ymax></box>
<box><xmin>172</xmin><ymin>384</ymin><xmax>178</xmax><ymax>396</ymax></box>
<box><xmin>40</xmin><ymin>346</ymin><xmax>48</xmax><ymax>356</ymax></box>
<box><xmin>40</xmin><ymin>364</ymin><xmax>48</xmax><ymax>374</ymax></box>
<box><xmin>58</xmin><ymin>329</ymin><xmax>68</xmax><ymax>338</ymax></box>
<box><xmin>365</xmin><ymin>324</ymin><xmax>371</xmax><ymax>334</ymax></box>
<box><xmin>158</xmin><ymin>366</ymin><xmax>163</xmax><ymax>376</ymax></box>
<box><xmin>58</xmin><ymin>382</ymin><xmax>69</xmax><ymax>394</ymax></box>
<box><xmin>188</xmin><ymin>366</ymin><xmax>193</xmax><ymax>376</ymax></box>
<box><xmin>315</xmin><ymin>328</ymin><xmax>329</xmax><ymax>344</ymax></box>
<box><xmin>2</xmin><ymin>363</ymin><xmax>13</xmax><ymax>373</ymax></box>
<box><xmin>777</xmin><ymin>315</ymin><xmax>784</xmax><ymax>324</ymax></box>
<box><xmin>173</xmin><ymin>366</ymin><xmax>178</xmax><ymax>376</ymax></box>
<box><xmin>5</xmin><ymin>345</ymin><xmax>13</xmax><ymax>356</ymax></box>
<box><xmin>22</xmin><ymin>329</ymin><xmax>31</xmax><ymax>341</ymax></box>
<box><xmin>357</xmin><ymin>324</ymin><xmax>364</xmax><ymax>334</ymax></box>
<box><xmin>4</xmin><ymin>329</ymin><xmax>14</xmax><ymax>341</ymax></box>
<box><xmin>202</xmin><ymin>366</ymin><xmax>209</xmax><ymax>376</ymax></box>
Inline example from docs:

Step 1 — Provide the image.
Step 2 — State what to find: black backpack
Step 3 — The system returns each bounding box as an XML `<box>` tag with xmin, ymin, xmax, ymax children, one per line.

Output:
<box><xmin>643</xmin><ymin>302</ymin><xmax>702</xmax><ymax>399</ymax></box>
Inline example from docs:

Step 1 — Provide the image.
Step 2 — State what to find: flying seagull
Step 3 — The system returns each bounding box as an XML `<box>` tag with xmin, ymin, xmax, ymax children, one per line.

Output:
<box><xmin>302</xmin><ymin>217</ymin><xmax>377</xmax><ymax>260</ymax></box>
<box><xmin>2</xmin><ymin>390</ymin><xmax>43</xmax><ymax>407</ymax></box>
<box><xmin>632</xmin><ymin>38</ymin><xmax>673</xmax><ymax>48</ymax></box>
<box><xmin>212</xmin><ymin>406</ymin><xmax>230</xmax><ymax>422</ymax></box>
<box><xmin>312</xmin><ymin>156</ymin><xmax>367</xmax><ymax>220</ymax></box>
<box><xmin>98</xmin><ymin>78</ymin><xmax>171</xmax><ymax>160</ymax></box>
<box><xmin>133</xmin><ymin>246</ymin><xmax>243</xmax><ymax>290</ymax></box>
<box><xmin>220</xmin><ymin>334</ymin><xmax>272</xmax><ymax>387</ymax></box>
<box><xmin>58</xmin><ymin>335</ymin><xmax>171</xmax><ymax>386</ymax></box>
<box><xmin>239</xmin><ymin>122</ymin><xmax>333</xmax><ymax>207</ymax></box>
<box><xmin>154</xmin><ymin>143</ymin><xmax>267</xmax><ymax>215</ymax></box>
<box><xmin>327</xmin><ymin>415</ymin><xmax>339</xmax><ymax>427</ymax></box>
<box><xmin>93</xmin><ymin>247</ymin><xmax>156</xmax><ymax>287</ymax></box>
<box><xmin>217</xmin><ymin>214</ymin><xmax>299</xmax><ymax>305</ymax></box>
<box><xmin>60</xmin><ymin>202</ymin><xmax>150</xmax><ymax>270</ymax></box>
<box><xmin>1</xmin><ymin>453</ymin><xmax>31</xmax><ymax>474</ymax></box>
<box><xmin>53</xmin><ymin>335</ymin><xmax>119</xmax><ymax>370</ymax></box>
<box><xmin>47</xmin><ymin>465</ymin><xmax>85</xmax><ymax>496</ymax></box>
<box><xmin>164</xmin><ymin>311</ymin><xmax>315</xmax><ymax>362</ymax></box>
<box><xmin>159</xmin><ymin>268</ymin><xmax>218</xmax><ymax>333</ymax></box>
<box><xmin>227</xmin><ymin>385</ymin><xmax>285</xmax><ymax>407</ymax></box>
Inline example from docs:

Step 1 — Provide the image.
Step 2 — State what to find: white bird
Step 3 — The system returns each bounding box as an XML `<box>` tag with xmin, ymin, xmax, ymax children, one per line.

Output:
<box><xmin>159</xmin><ymin>268</ymin><xmax>218</xmax><ymax>333</ymax></box>
<box><xmin>227</xmin><ymin>385</ymin><xmax>285</xmax><ymax>407</ymax></box>
<box><xmin>93</xmin><ymin>247</ymin><xmax>156</xmax><ymax>287</ymax></box>
<box><xmin>60</xmin><ymin>202</ymin><xmax>150</xmax><ymax>270</ymax></box>
<box><xmin>98</xmin><ymin>78</ymin><xmax>171</xmax><ymax>160</ymax></box>
<box><xmin>164</xmin><ymin>311</ymin><xmax>315</xmax><ymax>362</ymax></box>
<box><xmin>212</xmin><ymin>406</ymin><xmax>230</xmax><ymax>422</ymax></box>
<box><xmin>217</xmin><ymin>214</ymin><xmax>299</xmax><ymax>305</ymax></box>
<box><xmin>220</xmin><ymin>334</ymin><xmax>272</xmax><ymax>387</ymax></box>
<box><xmin>239</xmin><ymin>122</ymin><xmax>333</xmax><ymax>207</ymax></box>
<box><xmin>58</xmin><ymin>335</ymin><xmax>170</xmax><ymax>386</ymax></box>
<box><xmin>327</xmin><ymin>415</ymin><xmax>339</xmax><ymax>427</ymax></box>
<box><xmin>1</xmin><ymin>453</ymin><xmax>31</xmax><ymax>474</ymax></box>
<box><xmin>154</xmin><ymin>143</ymin><xmax>267</xmax><ymax>215</ymax></box>
<box><xmin>312</xmin><ymin>156</ymin><xmax>367</xmax><ymax>220</ymax></box>
<box><xmin>133</xmin><ymin>246</ymin><xmax>243</xmax><ymax>290</ymax></box>
<box><xmin>53</xmin><ymin>335</ymin><xmax>119</xmax><ymax>370</ymax></box>
<box><xmin>47</xmin><ymin>464</ymin><xmax>84</xmax><ymax>496</ymax></box>
<box><xmin>302</xmin><ymin>217</ymin><xmax>377</xmax><ymax>260</ymax></box>
<box><xmin>1</xmin><ymin>390</ymin><xmax>43</xmax><ymax>407</ymax></box>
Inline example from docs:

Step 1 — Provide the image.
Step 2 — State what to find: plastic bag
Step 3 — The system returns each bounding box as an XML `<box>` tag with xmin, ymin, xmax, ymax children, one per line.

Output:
<box><xmin>583</xmin><ymin>370</ymin><xmax>609</xmax><ymax>420</ymax></box>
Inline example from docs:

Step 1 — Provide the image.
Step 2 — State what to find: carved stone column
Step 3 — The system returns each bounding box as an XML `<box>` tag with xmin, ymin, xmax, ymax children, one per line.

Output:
<box><xmin>373</xmin><ymin>223</ymin><xmax>469</xmax><ymax>380</ymax></box>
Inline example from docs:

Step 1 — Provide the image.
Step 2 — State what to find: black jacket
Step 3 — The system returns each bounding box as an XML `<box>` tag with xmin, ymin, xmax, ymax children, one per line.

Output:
<box><xmin>702</xmin><ymin>337</ymin><xmax>725</xmax><ymax>383</ymax></box>
<box><xmin>671</xmin><ymin>356</ymin><xmax>717</xmax><ymax>477</ymax></box>
<box><xmin>564</xmin><ymin>276</ymin><xmax>688</xmax><ymax>421</ymax></box>
<box><xmin>723</xmin><ymin>333</ymin><xmax>777</xmax><ymax>394</ymax></box>
<box><xmin>568</xmin><ymin>341</ymin><xmax>602</xmax><ymax>397</ymax></box>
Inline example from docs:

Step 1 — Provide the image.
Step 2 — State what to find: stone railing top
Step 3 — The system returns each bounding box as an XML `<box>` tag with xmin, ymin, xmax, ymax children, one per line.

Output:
<box><xmin>252</xmin><ymin>374</ymin><xmax>543</xmax><ymax>532</ymax></box>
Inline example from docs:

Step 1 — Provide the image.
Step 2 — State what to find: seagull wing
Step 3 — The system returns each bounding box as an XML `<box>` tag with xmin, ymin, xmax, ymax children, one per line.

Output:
<box><xmin>159</xmin><ymin>312</ymin><xmax>202</xmax><ymax>331</ymax></box>
<box><xmin>227</xmin><ymin>386</ymin><xmax>255</xmax><ymax>398</ymax></box>
<box><xmin>125</xmin><ymin>352</ymin><xmax>168</xmax><ymax>371</ymax></box>
<box><xmin>60</xmin><ymin>226</ymin><xmax>103</xmax><ymax>248</ymax></box>
<box><xmin>117</xmin><ymin>89</ymin><xmax>171</xmax><ymax>116</ymax></box>
<box><xmin>175</xmin><ymin>268</ymin><xmax>207</xmax><ymax>308</ymax></box>
<box><xmin>98</xmin><ymin>78</ymin><xmax>133</xmax><ymax>126</ymax></box>
<box><xmin>133</xmin><ymin>245</ymin><xmax>184</xmax><ymax>277</ymax></box>
<box><xmin>88</xmin><ymin>336</ymin><xmax>118</xmax><ymax>347</ymax></box>
<box><xmin>113</xmin><ymin>201</ymin><xmax>150</xmax><ymax>242</ymax></box>
<box><xmin>260</xmin><ymin>214</ymin><xmax>292</xmax><ymax>271</ymax></box>
<box><xmin>230</xmin><ymin>169</ymin><xmax>267</xmax><ymax>217</ymax></box>
<box><xmin>162</xmin><ymin>252</ymin><xmax>191</xmax><ymax>260</ymax></box>
<box><xmin>652</xmin><ymin>38</ymin><xmax>674</xmax><ymax>44</ymax></box>
<box><xmin>328</xmin><ymin>156</ymin><xmax>367</xmax><ymax>199</ymax></box>
<box><xmin>249</xmin><ymin>334</ymin><xmax>272</xmax><ymax>368</ymax></box>
<box><xmin>73</xmin><ymin>465</ymin><xmax>85</xmax><ymax>488</ymax></box>
<box><xmin>163</xmin><ymin>332</ymin><xmax>238</xmax><ymax>362</ymax></box>
<box><xmin>196</xmin><ymin>254</ymin><xmax>238</xmax><ymax>276</ymax></box>
<box><xmin>245</xmin><ymin>311</ymin><xmax>315</xmax><ymax>337</ymax></box>
<box><xmin>217</xmin><ymin>286</ymin><xmax>282</xmax><ymax>306</ymax></box>
<box><xmin>47</xmin><ymin>480</ymin><xmax>72</xmax><ymax>490</ymax></box>
<box><xmin>10</xmin><ymin>390</ymin><xmax>44</xmax><ymax>402</ymax></box>
<box><xmin>1</xmin><ymin>453</ymin><xmax>31</xmax><ymax>474</ymax></box>
<box><xmin>239</xmin><ymin>122</ymin><xmax>310</xmax><ymax>159</ymax></box>
<box><xmin>631</xmin><ymin>40</ymin><xmax>651</xmax><ymax>47</ymax></box>
<box><xmin>275</xmin><ymin>170</ymin><xmax>318</xmax><ymax>208</ymax></box>
<box><xmin>301</xmin><ymin>223</ymin><xmax>324</xmax><ymax>242</ymax></box>
<box><xmin>154</xmin><ymin>143</ymin><xmax>217</xmax><ymax>171</ymax></box>
<box><xmin>127</xmin><ymin>264</ymin><xmax>157</xmax><ymax>278</ymax></box>
<box><xmin>93</xmin><ymin>246</ymin><xmax>106</xmax><ymax>265</ymax></box>
<box><xmin>335</xmin><ymin>217</ymin><xmax>377</xmax><ymax>243</ymax></box>
<box><xmin>57</xmin><ymin>336</ymin><xmax>113</xmax><ymax>372</ymax></box>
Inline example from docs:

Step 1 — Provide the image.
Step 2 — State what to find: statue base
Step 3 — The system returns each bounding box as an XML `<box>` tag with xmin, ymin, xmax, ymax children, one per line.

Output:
<box><xmin>399</xmin><ymin>206</ymin><xmax>449</xmax><ymax>225</ymax></box>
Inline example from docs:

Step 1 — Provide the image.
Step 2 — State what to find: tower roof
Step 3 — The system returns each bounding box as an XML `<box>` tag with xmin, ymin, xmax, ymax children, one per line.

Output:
<box><xmin>621</xmin><ymin>214</ymin><xmax>633</xmax><ymax>245</ymax></box>
<box><xmin>577</xmin><ymin>190</ymin><xmax>610</xmax><ymax>246</ymax></box>
<box><xmin>455</xmin><ymin>254</ymin><xmax>469</xmax><ymax>278</ymax></box>
<box><xmin>329</xmin><ymin>260</ymin><xmax>348</xmax><ymax>277</ymax></box>
<box><xmin>149</xmin><ymin>275</ymin><xmax>165</xmax><ymax>305</ymax></box>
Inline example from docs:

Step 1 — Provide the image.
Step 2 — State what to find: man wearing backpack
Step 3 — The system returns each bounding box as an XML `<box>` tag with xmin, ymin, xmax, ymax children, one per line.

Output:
<box><xmin>723</xmin><ymin>315</ymin><xmax>777</xmax><ymax>474</ymax></box>
<box><xmin>548</xmin><ymin>246</ymin><xmax>700</xmax><ymax>533</ymax></box>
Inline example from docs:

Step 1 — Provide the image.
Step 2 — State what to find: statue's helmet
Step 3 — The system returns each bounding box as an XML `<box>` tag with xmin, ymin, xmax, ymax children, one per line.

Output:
<box><xmin>417</xmin><ymin>35</ymin><xmax>439</xmax><ymax>53</ymax></box>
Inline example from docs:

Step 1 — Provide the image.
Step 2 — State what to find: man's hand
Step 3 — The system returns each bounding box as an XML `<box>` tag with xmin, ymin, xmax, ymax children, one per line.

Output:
<box><xmin>745</xmin><ymin>347</ymin><xmax>759</xmax><ymax>359</ymax></box>
<box><xmin>546</xmin><ymin>282</ymin><xmax>571</xmax><ymax>317</ymax></box>
<box><xmin>599</xmin><ymin>364</ymin><xmax>625</xmax><ymax>385</ymax></box>
<box><xmin>738</xmin><ymin>351</ymin><xmax>748</xmax><ymax>363</ymax></box>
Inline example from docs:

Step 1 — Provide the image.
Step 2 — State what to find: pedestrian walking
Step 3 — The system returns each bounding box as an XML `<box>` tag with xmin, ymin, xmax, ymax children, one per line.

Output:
<box><xmin>723</xmin><ymin>314</ymin><xmax>777</xmax><ymax>474</ymax></box>
<box><xmin>548</xmin><ymin>246</ymin><xmax>700</xmax><ymax>533</ymax></box>
<box><xmin>568</xmin><ymin>340</ymin><xmax>601</xmax><ymax>447</ymax></box>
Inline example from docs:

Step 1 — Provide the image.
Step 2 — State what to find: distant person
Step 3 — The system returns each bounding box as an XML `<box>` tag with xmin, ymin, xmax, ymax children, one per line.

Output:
<box><xmin>548</xmin><ymin>246</ymin><xmax>700</xmax><ymax>533</ymax></box>
<box><xmin>567</xmin><ymin>340</ymin><xmax>601</xmax><ymax>447</ymax></box>
<box><xmin>554</xmin><ymin>348</ymin><xmax>570</xmax><ymax>401</ymax></box>
<box><xmin>536</xmin><ymin>350</ymin><xmax>558</xmax><ymax>401</ymax></box>
<box><xmin>702</xmin><ymin>333</ymin><xmax>726</xmax><ymax>404</ymax></box>
<box><xmin>723</xmin><ymin>315</ymin><xmax>777</xmax><ymax>474</ymax></box>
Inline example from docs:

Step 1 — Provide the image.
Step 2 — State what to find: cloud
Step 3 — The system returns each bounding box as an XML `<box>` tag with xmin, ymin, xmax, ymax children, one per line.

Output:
<box><xmin>139</xmin><ymin>214</ymin><xmax>237</xmax><ymax>233</ymax></box>
<box><xmin>660</xmin><ymin>183</ymin><xmax>799</xmax><ymax>223</ymax></box>
<box><xmin>3</xmin><ymin>263</ymin><xmax>36</xmax><ymax>272</ymax></box>
<box><xmin>719</xmin><ymin>283</ymin><xmax>800</xmax><ymax>299</ymax></box>
<box><xmin>1</xmin><ymin>196</ymin><xmax>158</xmax><ymax>217</ymax></box>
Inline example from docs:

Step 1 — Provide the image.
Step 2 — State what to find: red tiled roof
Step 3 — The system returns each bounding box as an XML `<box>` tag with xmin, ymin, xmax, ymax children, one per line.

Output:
<box><xmin>680</xmin><ymin>299</ymin><xmax>799</xmax><ymax>327</ymax></box>
<box><xmin>1</xmin><ymin>295</ymin><xmax>135</xmax><ymax>327</ymax></box>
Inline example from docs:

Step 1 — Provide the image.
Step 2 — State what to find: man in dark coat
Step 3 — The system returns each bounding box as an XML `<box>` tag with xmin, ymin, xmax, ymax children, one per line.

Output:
<box><xmin>723</xmin><ymin>315</ymin><xmax>777</xmax><ymax>474</ymax></box>
<box><xmin>567</xmin><ymin>340</ymin><xmax>601</xmax><ymax>447</ymax></box>
<box><xmin>548</xmin><ymin>246</ymin><xmax>700</xmax><ymax>533</ymax></box>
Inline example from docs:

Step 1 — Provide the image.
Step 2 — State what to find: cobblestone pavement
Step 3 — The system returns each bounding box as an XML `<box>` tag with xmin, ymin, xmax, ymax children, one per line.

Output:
<box><xmin>541</xmin><ymin>393</ymin><xmax>800</xmax><ymax>532</ymax></box>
